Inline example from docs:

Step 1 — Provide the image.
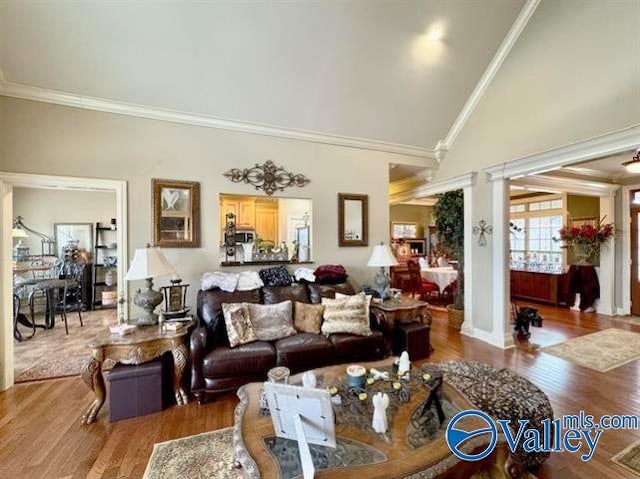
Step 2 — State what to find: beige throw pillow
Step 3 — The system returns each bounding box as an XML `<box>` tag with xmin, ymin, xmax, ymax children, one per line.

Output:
<box><xmin>293</xmin><ymin>302</ymin><xmax>325</xmax><ymax>334</ymax></box>
<box><xmin>336</xmin><ymin>292</ymin><xmax>372</xmax><ymax>319</ymax></box>
<box><xmin>246</xmin><ymin>300</ymin><xmax>296</xmax><ymax>341</ymax></box>
<box><xmin>321</xmin><ymin>292</ymin><xmax>372</xmax><ymax>337</ymax></box>
<box><xmin>222</xmin><ymin>303</ymin><xmax>257</xmax><ymax>348</ymax></box>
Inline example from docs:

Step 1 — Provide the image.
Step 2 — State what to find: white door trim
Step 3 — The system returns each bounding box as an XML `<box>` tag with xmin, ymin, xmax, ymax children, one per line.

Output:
<box><xmin>621</xmin><ymin>184</ymin><xmax>640</xmax><ymax>316</ymax></box>
<box><xmin>0</xmin><ymin>171</ymin><xmax>128</xmax><ymax>391</ymax></box>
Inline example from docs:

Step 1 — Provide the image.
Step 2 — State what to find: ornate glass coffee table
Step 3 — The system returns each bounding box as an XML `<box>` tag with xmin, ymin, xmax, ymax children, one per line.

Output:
<box><xmin>234</xmin><ymin>359</ymin><xmax>520</xmax><ymax>478</ymax></box>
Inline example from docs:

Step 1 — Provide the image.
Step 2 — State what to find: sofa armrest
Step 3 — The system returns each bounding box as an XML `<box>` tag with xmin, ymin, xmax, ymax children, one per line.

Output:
<box><xmin>190</xmin><ymin>325</ymin><xmax>210</xmax><ymax>395</ymax></box>
<box><xmin>369</xmin><ymin>309</ymin><xmax>388</xmax><ymax>332</ymax></box>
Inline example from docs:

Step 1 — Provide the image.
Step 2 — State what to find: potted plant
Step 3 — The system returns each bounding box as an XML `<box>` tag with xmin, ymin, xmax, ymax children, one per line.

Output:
<box><xmin>433</xmin><ymin>190</ymin><xmax>465</xmax><ymax>329</ymax></box>
<box><xmin>556</xmin><ymin>219</ymin><xmax>614</xmax><ymax>265</ymax></box>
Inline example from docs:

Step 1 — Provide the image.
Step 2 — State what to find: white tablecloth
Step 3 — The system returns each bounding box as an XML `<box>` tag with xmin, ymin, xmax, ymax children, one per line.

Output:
<box><xmin>421</xmin><ymin>267</ymin><xmax>458</xmax><ymax>292</ymax></box>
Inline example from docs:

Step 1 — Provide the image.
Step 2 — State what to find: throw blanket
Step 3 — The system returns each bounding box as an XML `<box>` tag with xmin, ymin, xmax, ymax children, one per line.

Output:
<box><xmin>294</xmin><ymin>267</ymin><xmax>316</xmax><ymax>283</ymax></box>
<box><xmin>236</xmin><ymin>271</ymin><xmax>264</xmax><ymax>291</ymax></box>
<box><xmin>201</xmin><ymin>271</ymin><xmax>239</xmax><ymax>293</ymax></box>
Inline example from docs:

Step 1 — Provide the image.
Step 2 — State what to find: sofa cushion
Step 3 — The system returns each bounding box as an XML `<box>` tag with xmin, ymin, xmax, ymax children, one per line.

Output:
<box><xmin>246</xmin><ymin>301</ymin><xmax>296</xmax><ymax>341</ymax></box>
<box><xmin>203</xmin><ymin>341</ymin><xmax>276</xmax><ymax>378</ymax></box>
<box><xmin>307</xmin><ymin>282</ymin><xmax>356</xmax><ymax>304</ymax></box>
<box><xmin>263</xmin><ymin>283</ymin><xmax>310</xmax><ymax>305</ymax></box>
<box><xmin>274</xmin><ymin>333</ymin><xmax>334</xmax><ymax>372</ymax></box>
<box><xmin>321</xmin><ymin>293</ymin><xmax>372</xmax><ymax>337</ymax></box>
<box><xmin>221</xmin><ymin>303</ymin><xmax>257</xmax><ymax>348</ymax></box>
<box><xmin>293</xmin><ymin>302</ymin><xmax>324</xmax><ymax>334</ymax></box>
<box><xmin>259</xmin><ymin>265</ymin><xmax>292</xmax><ymax>287</ymax></box>
<box><xmin>329</xmin><ymin>331</ymin><xmax>384</xmax><ymax>360</ymax></box>
<box><xmin>198</xmin><ymin>288</ymin><xmax>262</xmax><ymax>340</ymax></box>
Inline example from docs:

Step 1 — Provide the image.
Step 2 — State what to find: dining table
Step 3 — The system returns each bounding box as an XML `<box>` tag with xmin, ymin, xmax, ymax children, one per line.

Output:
<box><xmin>420</xmin><ymin>266</ymin><xmax>458</xmax><ymax>292</ymax></box>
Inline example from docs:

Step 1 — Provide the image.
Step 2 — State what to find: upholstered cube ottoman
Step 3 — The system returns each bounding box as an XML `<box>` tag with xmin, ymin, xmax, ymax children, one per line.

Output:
<box><xmin>107</xmin><ymin>359</ymin><xmax>164</xmax><ymax>422</ymax></box>
<box><xmin>393</xmin><ymin>322</ymin><xmax>431</xmax><ymax>359</ymax></box>
<box><xmin>439</xmin><ymin>360</ymin><xmax>554</xmax><ymax>471</ymax></box>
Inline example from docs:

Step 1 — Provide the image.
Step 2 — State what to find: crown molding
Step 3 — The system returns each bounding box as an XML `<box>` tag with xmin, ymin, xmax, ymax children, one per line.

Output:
<box><xmin>436</xmin><ymin>0</ymin><xmax>540</xmax><ymax>154</ymax></box>
<box><xmin>486</xmin><ymin>125</ymin><xmax>640</xmax><ymax>181</ymax></box>
<box><xmin>390</xmin><ymin>172</ymin><xmax>477</xmax><ymax>204</ymax></box>
<box><xmin>0</xmin><ymin>79</ymin><xmax>436</xmax><ymax>160</ymax></box>
<box><xmin>389</xmin><ymin>169</ymin><xmax>434</xmax><ymax>195</ymax></box>
<box><xmin>511</xmin><ymin>174</ymin><xmax>620</xmax><ymax>197</ymax></box>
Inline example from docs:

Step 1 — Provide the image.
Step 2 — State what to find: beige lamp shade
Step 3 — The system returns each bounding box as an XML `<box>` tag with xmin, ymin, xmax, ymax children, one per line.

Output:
<box><xmin>125</xmin><ymin>246</ymin><xmax>176</xmax><ymax>281</ymax></box>
<box><xmin>367</xmin><ymin>243</ymin><xmax>399</xmax><ymax>267</ymax></box>
<box><xmin>12</xmin><ymin>227</ymin><xmax>28</xmax><ymax>238</ymax></box>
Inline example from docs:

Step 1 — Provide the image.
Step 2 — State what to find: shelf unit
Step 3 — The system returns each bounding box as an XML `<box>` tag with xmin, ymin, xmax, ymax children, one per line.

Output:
<box><xmin>92</xmin><ymin>222</ymin><xmax>118</xmax><ymax>310</ymax></box>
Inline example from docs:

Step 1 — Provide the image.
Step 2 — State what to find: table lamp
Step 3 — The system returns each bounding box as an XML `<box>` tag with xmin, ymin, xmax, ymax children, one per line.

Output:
<box><xmin>125</xmin><ymin>244</ymin><xmax>176</xmax><ymax>325</ymax></box>
<box><xmin>367</xmin><ymin>242</ymin><xmax>399</xmax><ymax>300</ymax></box>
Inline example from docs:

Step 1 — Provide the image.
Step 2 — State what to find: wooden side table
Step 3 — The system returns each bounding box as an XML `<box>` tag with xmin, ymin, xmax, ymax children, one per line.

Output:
<box><xmin>80</xmin><ymin>321</ymin><xmax>193</xmax><ymax>425</ymax></box>
<box><xmin>370</xmin><ymin>299</ymin><xmax>431</xmax><ymax>356</ymax></box>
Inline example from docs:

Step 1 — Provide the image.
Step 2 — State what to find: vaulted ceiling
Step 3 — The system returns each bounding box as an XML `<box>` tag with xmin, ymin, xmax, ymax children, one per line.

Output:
<box><xmin>0</xmin><ymin>0</ymin><xmax>525</xmax><ymax>153</ymax></box>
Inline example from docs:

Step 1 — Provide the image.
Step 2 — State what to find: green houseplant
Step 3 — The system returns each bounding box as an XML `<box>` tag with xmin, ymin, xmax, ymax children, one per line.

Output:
<box><xmin>433</xmin><ymin>189</ymin><xmax>465</xmax><ymax>329</ymax></box>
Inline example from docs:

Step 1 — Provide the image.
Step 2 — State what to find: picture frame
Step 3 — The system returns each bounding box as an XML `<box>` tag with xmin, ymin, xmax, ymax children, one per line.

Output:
<box><xmin>338</xmin><ymin>193</ymin><xmax>368</xmax><ymax>247</ymax></box>
<box><xmin>54</xmin><ymin>223</ymin><xmax>93</xmax><ymax>258</ymax></box>
<box><xmin>152</xmin><ymin>179</ymin><xmax>200</xmax><ymax>248</ymax></box>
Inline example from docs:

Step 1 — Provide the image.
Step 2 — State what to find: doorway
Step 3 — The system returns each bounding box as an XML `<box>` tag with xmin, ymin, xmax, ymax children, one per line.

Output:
<box><xmin>0</xmin><ymin>172</ymin><xmax>128</xmax><ymax>390</ymax></box>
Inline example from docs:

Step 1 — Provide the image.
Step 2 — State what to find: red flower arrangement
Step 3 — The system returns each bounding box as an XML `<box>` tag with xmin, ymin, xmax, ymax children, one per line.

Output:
<box><xmin>556</xmin><ymin>219</ymin><xmax>614</xmax><ymax>262</ymax></box>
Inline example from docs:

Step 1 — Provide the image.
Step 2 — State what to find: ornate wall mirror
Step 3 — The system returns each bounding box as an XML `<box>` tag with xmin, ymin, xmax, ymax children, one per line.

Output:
<box><xmin>152</xmin><ymin>179</ymin><xmax>200</xmax><ymax>248</ymax></box>
<box><xmin>338</xmin><ymin>193</ymin><xmax>368</xmax><ymax>247</ymax></box>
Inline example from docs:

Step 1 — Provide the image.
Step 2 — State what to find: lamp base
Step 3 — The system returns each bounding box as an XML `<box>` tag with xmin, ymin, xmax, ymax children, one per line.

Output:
<box><xmin>373</xmin><ymin>267</ymin><xmax>390</xmax><ymax>301</ymax></box>
<box><xmin>131</xmin><ymin>277</ymin><xmax>164</xmax><ymax>326</ymax></box>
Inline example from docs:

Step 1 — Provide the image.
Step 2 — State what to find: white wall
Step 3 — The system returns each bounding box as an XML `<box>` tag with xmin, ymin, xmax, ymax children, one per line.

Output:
<box><xmin>0</xmin><ymin>96</ymin><xmax>419</xmax><ymax>310</ymax></box>
<box><xmin>13</xmin><ymin>187</ymin><xmax>115</xmax><ymax>254</ymax></box>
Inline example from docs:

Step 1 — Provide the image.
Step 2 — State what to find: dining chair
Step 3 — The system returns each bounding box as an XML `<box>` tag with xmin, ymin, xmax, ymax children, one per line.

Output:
<box><xmin>13</xmin><ymin>293</ymin><xmax>36</xmax><ymax>341</ymax></box>
<box><xmin>54</xmin><ymin>260</ymin><xmax>85</xmax><ymax>334</ymax></box>
<box><xmin>404</xmin><ymin>259</ymin><xmax>440</xmax><ymax>301</ymax></box>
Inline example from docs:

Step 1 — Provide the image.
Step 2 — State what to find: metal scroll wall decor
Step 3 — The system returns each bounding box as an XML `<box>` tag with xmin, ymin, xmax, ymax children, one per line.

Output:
<box><xmin>472</xmin><ymin>220</ymin><xmax>493</xmax><ymax>247</ymax></box>
<box><xmin>223</xmin><ymin>160</ymin><xmax>310</xmax><ymax>196</ymax></box>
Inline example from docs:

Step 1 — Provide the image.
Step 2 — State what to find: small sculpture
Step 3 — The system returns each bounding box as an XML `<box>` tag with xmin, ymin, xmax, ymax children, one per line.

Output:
<box><xmin>372</xmin><ymin>392</ymin><xmax>390</xmax><ymax>434</ymax></box>
<box><xmin>398</xmin><ymin>351</ymin><xmax>411</xmax><ymax>376</ymax></box>
<box><xmin>370</xmin><ymin>368</ymin><xmax>389</xmax><ymax>381</ymax></box>
<box><xmin>302</xmin><ymin>371</ymin><xmax>317</xmax><ymax>389</ymax></box>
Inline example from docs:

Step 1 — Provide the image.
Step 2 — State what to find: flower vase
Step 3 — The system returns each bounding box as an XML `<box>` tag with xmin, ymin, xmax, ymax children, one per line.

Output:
<box><xmin>572</xmin><ymin>243</ymin><xmax>593</xmax><ymax>266</ymax></box>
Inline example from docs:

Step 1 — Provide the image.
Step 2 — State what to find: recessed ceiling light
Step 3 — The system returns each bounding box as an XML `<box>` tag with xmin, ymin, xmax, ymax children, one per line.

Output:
<box><xmin>426</xmin><ymin>28</ymin><xmax>443</xmax><ymax>42</ymax></box>
<box><xmin>622</xmin><ymin>150</ymin><xmax>640</xmax><ymax>173</ymax></box>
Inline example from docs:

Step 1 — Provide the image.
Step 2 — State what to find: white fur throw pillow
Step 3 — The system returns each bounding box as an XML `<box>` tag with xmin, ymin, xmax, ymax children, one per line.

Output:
<box><xmin>321</xmin><ymin>292</ymin><xmax>372</xmax><ymax>337</ymax></box>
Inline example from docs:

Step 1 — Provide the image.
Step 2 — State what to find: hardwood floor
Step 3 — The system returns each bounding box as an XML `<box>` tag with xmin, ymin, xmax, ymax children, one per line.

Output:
<box><xmin>1</xmin><ymin>305</ymin><xmax>638</xmax><ymax>478</ymax></box>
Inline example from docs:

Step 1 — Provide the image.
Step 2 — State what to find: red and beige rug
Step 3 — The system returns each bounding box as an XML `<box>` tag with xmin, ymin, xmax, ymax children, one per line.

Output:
<box><xmin>611</xmin><ymin>440</ymin><xmax>640</xmax><ymax>476</ymax></box>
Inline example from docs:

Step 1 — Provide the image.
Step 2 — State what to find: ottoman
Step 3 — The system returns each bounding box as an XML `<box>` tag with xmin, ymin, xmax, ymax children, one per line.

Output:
<box><xmin>107</xmin><ymin>359</ymin><xmax>164</xmax><ymax>422</ymax></box>
<box><xmin>440</xmin><ymin>360</ymin><xmax>554</xmax><ymax>471</ymax></box>
<box><xmin>393</xmin><ymin>322</ymin><xmax>431</xmax><ymax>359</ymax></box>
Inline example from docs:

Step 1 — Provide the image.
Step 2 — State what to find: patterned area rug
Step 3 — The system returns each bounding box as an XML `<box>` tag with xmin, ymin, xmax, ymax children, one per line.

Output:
<box><xmin>611</xmin><ymin>316</ymin><xmax>640</xmax><ymax>326</ymax></box>
<box><xmin>143</xmin><ymin>428</ymin><xmax>239</xmax><ymax>479</ymax></box>
<box><xmin>611</xmin><ymin>440</ymin><xmax>640</xmax><ymax>476</ymax></box>
<box><xmin>14</xmin><ymin>309</ymin><xmax>117</xmax><ymax>382</ymax></box>
<box><xmin>542</xmin><ymin>328</ymin><xmax>640</xmax><ymax>372</ymax></box>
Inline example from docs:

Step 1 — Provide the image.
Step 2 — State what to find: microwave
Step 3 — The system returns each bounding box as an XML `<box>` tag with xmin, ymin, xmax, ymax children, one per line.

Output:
<box><xmin>229</xmin><ymin>230</ymin><xmax>255</xmax><ymax>244</ymax></box>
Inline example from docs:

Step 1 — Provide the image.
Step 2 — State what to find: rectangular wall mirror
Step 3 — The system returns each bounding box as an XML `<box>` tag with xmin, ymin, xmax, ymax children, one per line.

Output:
<box><xmin>219</xmin><ymin>194</ymin><xmax>312</xmax><ymax>265</ymax></box>
<box><xmin>54</xmin><ymin>223</ymin><xmax>93</xmax><ymax>258</ymax></box>
<box><xmin>338</xmin><ymin>193</ymin><xmax>368</xmax><ymax>247</ymax></box>
<box><xmin>152</xmin><ymin>178</ymin><xmax>200</xmax><ymax>248</ymax></box>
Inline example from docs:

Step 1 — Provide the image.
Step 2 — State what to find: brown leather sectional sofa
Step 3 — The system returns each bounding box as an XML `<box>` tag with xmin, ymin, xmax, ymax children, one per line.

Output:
<box><xmin>190</xmin><ymin>281</ymin><xmax>387</xmax><ymax>402</ymax></box>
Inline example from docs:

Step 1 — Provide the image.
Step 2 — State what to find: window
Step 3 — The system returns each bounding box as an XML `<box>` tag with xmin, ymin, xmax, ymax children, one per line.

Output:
<box><xmin>510</xmin><ymin>196</ymin><xmax>564</xmax><ymax>271</ymax></box>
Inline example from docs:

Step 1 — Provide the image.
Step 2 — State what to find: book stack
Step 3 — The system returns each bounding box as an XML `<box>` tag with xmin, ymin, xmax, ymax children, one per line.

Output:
<box><xmin>109</xmin><ymin>324</ymin><xmax>137</xmax><ymax>336</ymax></box>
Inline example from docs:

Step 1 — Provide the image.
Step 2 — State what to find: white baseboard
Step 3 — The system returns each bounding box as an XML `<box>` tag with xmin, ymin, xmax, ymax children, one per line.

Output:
<box><xmin>616</xmin><ymin>306</ymin><xmax>631</xmax><ymax>316</ymax></box>
<box><xmin>472</xmin><ymin>328</ymin><xmax>515</xmax><ymax>350</ymax></box>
